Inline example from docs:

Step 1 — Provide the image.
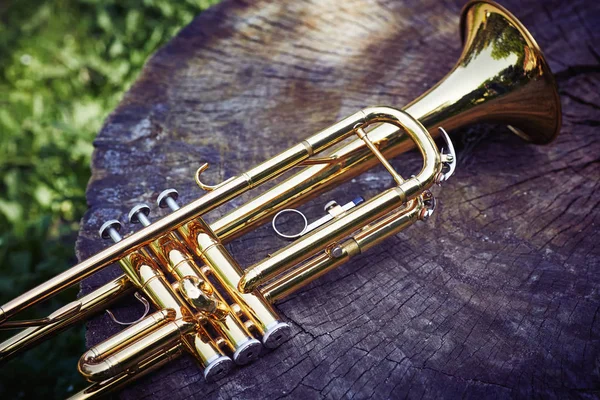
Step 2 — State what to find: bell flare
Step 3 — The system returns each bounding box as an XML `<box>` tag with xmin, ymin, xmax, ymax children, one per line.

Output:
<box><xmin>405</xmin><ymin>0</ymin><xmax>561</xmax><ymax>144</ymax></box>
<box><xmin>461</xmin><ymin>0</ymin><xmax>561</xmax><ymax>144</ymax></box>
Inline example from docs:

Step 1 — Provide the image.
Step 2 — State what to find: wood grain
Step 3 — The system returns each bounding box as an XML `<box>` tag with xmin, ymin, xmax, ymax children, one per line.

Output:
<box><xmin>77</xmin><ymin>0</ymin><xmax>600</xmax><ymax>398</ymax></box>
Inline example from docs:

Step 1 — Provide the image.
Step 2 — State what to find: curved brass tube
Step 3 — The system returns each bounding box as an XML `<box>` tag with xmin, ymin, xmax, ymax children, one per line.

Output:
<box><xmin>261</xmin><ymin>198</ymin><xmax>424</xmax><ymax>303</ymax></box>
<box><xmin>0</xmin><ymin>276</ymin><xmax>132</xmax><ymax>362</ymax></box>
<box><xmin>238</xmin><ymin>107</ymin><xmax>441</xmax><ymax>293</ymax></box>
<box><xmin>69</xmin><ymin>344</ymin><xmax>184</xmax><ymax>400</ymax></box>
<box><xmin>78</xmin><ymin>309</ymin><xmax>177</xmax><ymax>382</ymax></box>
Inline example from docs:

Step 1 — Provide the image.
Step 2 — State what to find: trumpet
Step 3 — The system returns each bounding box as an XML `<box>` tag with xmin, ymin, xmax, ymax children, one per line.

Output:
<box><xmin>0</xmin><ymin>1</ymin><xmax>561</xmax><ymax>398</ymax></box>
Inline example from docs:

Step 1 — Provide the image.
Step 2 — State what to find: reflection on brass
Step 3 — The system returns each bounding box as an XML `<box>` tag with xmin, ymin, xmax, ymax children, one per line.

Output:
<box><xmin>0</xmin><ymin>1</ymin><xmax>561</xmax><ymax>398</ymax></box>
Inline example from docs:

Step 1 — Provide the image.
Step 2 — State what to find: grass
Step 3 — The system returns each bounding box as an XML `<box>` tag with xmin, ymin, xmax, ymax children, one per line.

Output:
<box><xmin>0</xmin><ymin>0</ymin><xmax>219</xmax><ymax>398</ymax></box>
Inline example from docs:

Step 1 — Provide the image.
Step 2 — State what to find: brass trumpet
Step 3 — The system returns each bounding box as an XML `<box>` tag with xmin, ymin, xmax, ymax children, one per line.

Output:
<box><xmin>0</xmin><ymin>1</ymin><xmax>561</xmax><ymax>398</ymax></box>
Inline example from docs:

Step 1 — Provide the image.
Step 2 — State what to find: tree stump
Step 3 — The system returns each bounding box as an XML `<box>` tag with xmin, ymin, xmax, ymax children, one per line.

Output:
<box><xmin>77</xmin><ymin>0</ymin><xmax>600</xmax><ymax>398</ymax></box>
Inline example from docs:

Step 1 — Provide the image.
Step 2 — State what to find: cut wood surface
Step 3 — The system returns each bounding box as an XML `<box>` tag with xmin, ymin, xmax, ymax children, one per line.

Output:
<box><xmin>77</xmin><ymin>0</ymin><xmax>600</xmax><ymax>398</ymax></box>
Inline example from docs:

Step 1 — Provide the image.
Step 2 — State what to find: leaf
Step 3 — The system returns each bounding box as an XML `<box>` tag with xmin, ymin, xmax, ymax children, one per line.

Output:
<box><xmin>96</xmin><ymin>9</ymin><xmax>112</xmax><ymax>32</ymax></box>
<box><xmin>0</xmin><ymin>200</ymin><xmax>22</xmax><ymax>224</ymax></box>
<box><xmin>34</xmin><ymin>184</ymin><xmax>54</xmax><ymax>208</ymax></box>
<box><xmin>0</xmin><ymin>109</ymin><xmax>19</xmax><ymax>131</ymax></box>
<box><xmin>125</xmin><ymin>10</ymin><xmax>141</xmax><ymax>35</ymax></box>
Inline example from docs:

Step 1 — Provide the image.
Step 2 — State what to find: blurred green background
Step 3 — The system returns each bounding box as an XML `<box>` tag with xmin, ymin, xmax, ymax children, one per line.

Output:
<box><xmin>0</xmin><ymin>0</ymin><xmax>219</xmax><ymax>398</ymax></box>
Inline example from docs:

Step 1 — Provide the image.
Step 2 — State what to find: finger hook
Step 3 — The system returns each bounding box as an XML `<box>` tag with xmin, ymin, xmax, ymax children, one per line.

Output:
<box><xmin>195</xmin><ymin>163</ymin><xmax>220</xmax><ymax>191</ymax></box>
<box><xmin>105</xmin><ymin>292</ymin><xmax>150</xmax><ymax>326</ymax></box>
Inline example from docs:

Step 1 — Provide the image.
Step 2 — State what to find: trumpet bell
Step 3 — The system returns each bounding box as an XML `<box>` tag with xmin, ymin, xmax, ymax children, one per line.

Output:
<box><xmin>406</xmin><ymin>0</ymin><xmax>561</xmax><ymax>144</ymax></box>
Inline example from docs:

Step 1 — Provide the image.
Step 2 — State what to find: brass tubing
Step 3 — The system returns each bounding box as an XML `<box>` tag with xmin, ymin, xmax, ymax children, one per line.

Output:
<box><xmin>353</xmin><ymin>201</ymin><xmax>421</xmax><ymax>252</ymax></box>
<box><xmin>239</xmin><ymin>187</ymin><xmax>406</xmax><ymax>292</ymax></box>
<box><xmin>0</xmin><ymin>276</ymin><xmax>132</xmax><ymax>362</ymax></box>
<box><xmin>0</xmin><ymin>0</ymin><xmax>561</xmax><ymax>326</ymax></box>
<box><xmin>0</xmin><ymin>111</ymin><xmax>371</xmax><ymax>323</ymax></box>
<box><xmin>148</xmin><ymin>236</ymin><xmax>260</xmax><ymax>363</ymax></box>
<box><xmin>80</xmin><ymin>317</ymin><xmax>229</xmax><ymax>383</ymax></box>
<box><xmin>95</xmin><ymin>320</ymin><xmax>189</xmax><ymax>379</ymax></box>
<box><xmin>303</xmin><ymin>110</ymin><xmax>366</xmax><ymax>153</ymax></box>
<box><xmin>362</xmin><ymin>107</ymin><xmax>441</xmax><ymax>196</ymax></box>
<box><xmin>0</xmin><ymin>177</ymin><xmax>247</xmax><ymax>321</ymax></box>
<box><xmin>200</xmin><ymin>242</ymin><xmax>279</xmax><ymax>335</ymax></box>
<box><xmin>78</xmin><ymin>309</ymin><xmax>177</xmax><ymax>381</ymax></box>
<box><xmin>210</xmin><ymin>127</ymin><xmax>426</xmax><ymax>242</ymax></box>
<box><xmin>261</xmin><ymin>251</ymin><xmax>347</xmax><ymax>304</ymax></box>
<box><xmin>105</xmin><ymin>253</ymin><xmax>228</xmax><ymax>377</ymax></box>
<box><xmin>184</xmin><ymin>220</ymin><xmax>281</xmax><ymax>337</ymax></box>
<box><xmin>71</xmin><ymin>344</ymin><xmax>184</xmax><ymax>400</ymax></box>
<box><xmin>239</xmin><ymin>108</ymin><xmax>440</xmax><ymax>292</ymax></box>
<box><xmin>261</xmin><ymin>200</ymin><xmax>422</xmax><ymax>303</ymax></box>
<box><xmin>209</xmin><ymin>125</ymin><xmax>409</xmax><ymax>241</ymax></box>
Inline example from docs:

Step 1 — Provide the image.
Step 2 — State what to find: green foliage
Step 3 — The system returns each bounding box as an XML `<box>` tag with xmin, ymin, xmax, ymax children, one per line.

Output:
<box><xmin>0</xmin><ymin>0</ymin><xmax>219</xmax><ymax>398</ymax></box>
